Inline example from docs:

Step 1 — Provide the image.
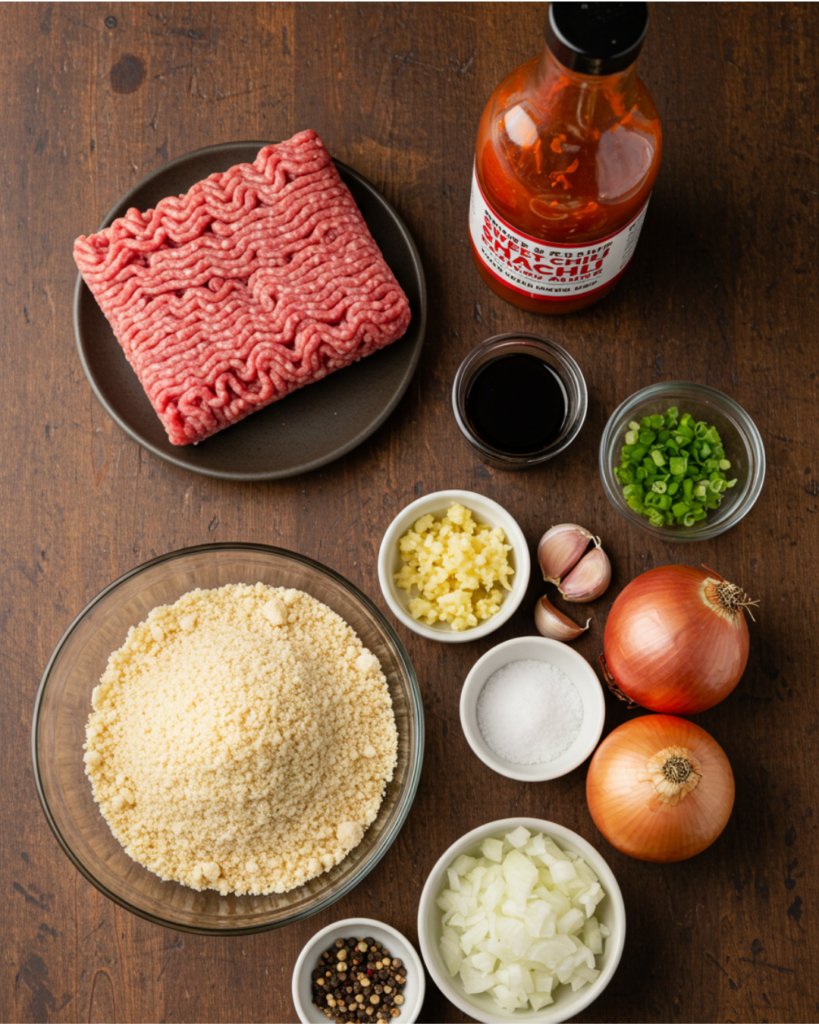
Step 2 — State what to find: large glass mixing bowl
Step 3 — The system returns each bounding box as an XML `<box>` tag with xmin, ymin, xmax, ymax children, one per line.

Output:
<box><xmin>32</xmin><ymin>544</ymin><xmax>424</xmax><ymax>935</ymax></box>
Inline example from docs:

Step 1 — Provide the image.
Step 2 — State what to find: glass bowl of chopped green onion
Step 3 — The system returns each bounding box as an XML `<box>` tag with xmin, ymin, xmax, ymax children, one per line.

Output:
<box><xmin>599</xmin><ymin>383</ymin><xmax>765</xmax><ymax>541</ymax></box>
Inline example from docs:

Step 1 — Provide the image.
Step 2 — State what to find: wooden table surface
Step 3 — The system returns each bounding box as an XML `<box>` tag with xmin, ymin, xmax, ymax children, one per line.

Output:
<box><xmin>3</xmin><ymin>3</ymin><xmax>817</xmax><ymax>1022</ymax></box>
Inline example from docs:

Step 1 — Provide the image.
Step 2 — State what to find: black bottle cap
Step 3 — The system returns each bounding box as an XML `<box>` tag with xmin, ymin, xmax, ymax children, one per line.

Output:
<box><xmin>546</xmin><ymin>2</ymin><xmax>649</xmax><ymax>76</ymax></box>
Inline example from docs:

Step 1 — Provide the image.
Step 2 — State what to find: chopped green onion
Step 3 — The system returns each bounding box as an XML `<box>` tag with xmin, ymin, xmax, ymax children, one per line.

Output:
<box><xmin>614</xmin><ymin>407</ymin><xmax>736</xmax><ymax>529</ymax></box>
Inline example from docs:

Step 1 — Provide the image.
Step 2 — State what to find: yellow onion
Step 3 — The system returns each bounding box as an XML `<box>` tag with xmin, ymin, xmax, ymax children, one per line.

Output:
<box><xmin>602</xmin><ymin>564</ymin><xmax>756</xmax><ymax>714</ymax></box>
<box><xmin>586</xmin><ymin>714</ymin><xmax>735</xmax><ymax>862</ymax></box>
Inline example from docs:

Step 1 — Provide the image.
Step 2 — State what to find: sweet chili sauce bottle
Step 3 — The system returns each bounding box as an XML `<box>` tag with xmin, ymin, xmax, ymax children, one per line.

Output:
<box><xmin>469</xmin><ymin>2</ymin><xmax>662</xmax><ymax>314</ymax></box>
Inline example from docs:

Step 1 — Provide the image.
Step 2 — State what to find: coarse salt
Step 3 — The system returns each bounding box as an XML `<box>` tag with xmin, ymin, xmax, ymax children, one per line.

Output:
<box><xmin>476</xmin><ymin>659</ymin><xmax>583</xmax><ymax>764</ymax></box>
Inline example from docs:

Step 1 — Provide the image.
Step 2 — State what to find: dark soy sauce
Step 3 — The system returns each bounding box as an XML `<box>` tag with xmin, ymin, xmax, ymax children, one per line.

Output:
<box><xmin>464</xmin><ymin>354</ymin><xmax>567</xmax><ymax>455</ymax></box>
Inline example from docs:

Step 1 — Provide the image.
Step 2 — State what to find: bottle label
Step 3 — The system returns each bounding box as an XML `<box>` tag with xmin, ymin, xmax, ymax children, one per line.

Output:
<box><xmin>469</xmin><ymin>164</ymin><xmax>650</xmax><ymax>300</ymax></box>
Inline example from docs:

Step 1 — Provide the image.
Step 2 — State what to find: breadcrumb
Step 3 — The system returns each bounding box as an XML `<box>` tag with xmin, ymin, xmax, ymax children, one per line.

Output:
<box><xmin>82</xmin><ymin>584</ymin><xmax>398</xmax><ymax>896</ymax></box>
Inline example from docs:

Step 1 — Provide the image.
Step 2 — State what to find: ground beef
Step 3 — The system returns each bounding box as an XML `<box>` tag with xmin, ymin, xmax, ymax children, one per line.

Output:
<box><xmin>73</xmin><ymin>131</ymin><xmax>412</xmax><ymax>445</ymax></box>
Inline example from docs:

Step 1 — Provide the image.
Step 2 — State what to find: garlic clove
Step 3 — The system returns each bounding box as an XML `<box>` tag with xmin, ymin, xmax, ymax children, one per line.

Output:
<box><xmin>537</xmin><ymin>523</ymin><xmax>594</xmax><ymax>584</ymax></box>
<box><xmin>559</xmin><ymin>542</ymin><xmax>612</xmax><ymax>603</ymax></box>
<box><xmin>534</xmin><ymin>594</ymin><xmax>591</xmax><ymax>641</ymax></box>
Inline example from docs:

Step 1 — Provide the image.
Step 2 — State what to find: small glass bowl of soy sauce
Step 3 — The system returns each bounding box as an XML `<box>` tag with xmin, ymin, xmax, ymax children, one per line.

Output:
<box><xmin>452</xmin><ymin>333</ymin><xmax>587</xmax><ymax>468</ymax></box>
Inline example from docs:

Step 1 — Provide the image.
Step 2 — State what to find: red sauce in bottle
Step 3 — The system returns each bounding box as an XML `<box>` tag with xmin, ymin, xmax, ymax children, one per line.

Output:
<box><xmin>469</xmin><ymin>3</ymin><xmax>662</xmax><ymax>314</ymax></box>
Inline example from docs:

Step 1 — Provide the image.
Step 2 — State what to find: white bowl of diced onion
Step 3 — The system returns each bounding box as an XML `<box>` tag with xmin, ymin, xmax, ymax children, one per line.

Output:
<box><xmin>377</xmin><ymin>490</ymin><xmax>530</xmax><ymax>644</ymax></box>
<box><xmin>417</xmin><ymin>819</ymin><xmax>625</xmax><ymax>1023</ymax></box>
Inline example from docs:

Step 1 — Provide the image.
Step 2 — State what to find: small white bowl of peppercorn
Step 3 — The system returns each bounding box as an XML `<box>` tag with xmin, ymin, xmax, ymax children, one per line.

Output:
<box><xmin>292</xmin><ymin>917</ymin><xmax>426</xmax><ymax>1024</ymax></box>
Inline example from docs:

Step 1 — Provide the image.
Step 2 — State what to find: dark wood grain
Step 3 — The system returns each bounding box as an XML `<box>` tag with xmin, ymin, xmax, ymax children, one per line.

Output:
<box><xmin>2</xmin><ymin>3</ymin><xmax>817</xmax><ymax>1022</ymax></box>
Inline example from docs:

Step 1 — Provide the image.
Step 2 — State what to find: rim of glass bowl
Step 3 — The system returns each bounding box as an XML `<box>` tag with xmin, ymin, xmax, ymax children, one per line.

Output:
<box><xmin>451</xmin><ymin>333</ymin><xmax>588</xmax><ymax>467</ymax></box>
<box><xmin>599</xmin><ymin>382</ymin><xmax>766</xmax><ymax>542</ymax></box>
<box><xmin>31</xmin><ymin>542</ymin><xmax>425</xmax><ymax>936</ymax></box>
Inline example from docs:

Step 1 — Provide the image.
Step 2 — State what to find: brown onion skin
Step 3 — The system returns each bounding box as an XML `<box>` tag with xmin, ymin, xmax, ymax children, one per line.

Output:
<box><xmin>586</xmin><ymin>715</ymin><xmax>735</xmax><ymax>862</ymax></box>
<box><xmin>603</xmin><ymin>565</ymin><xmax>750</xmax><ymax>714</ymax></box>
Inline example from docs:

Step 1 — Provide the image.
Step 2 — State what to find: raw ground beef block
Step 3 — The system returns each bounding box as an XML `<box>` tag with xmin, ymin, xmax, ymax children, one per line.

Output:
<box><xmin>73</xmin><ymin>131</ymin><xmax>412</xmax><ymax>445</ymax></box>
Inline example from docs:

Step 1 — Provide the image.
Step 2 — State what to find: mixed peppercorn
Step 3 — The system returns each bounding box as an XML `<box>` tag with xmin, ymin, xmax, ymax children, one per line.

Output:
<box><xmin>311</xmin><ymin>936</ymin><xmax>408</xmax><ymax>1022</ymax></box>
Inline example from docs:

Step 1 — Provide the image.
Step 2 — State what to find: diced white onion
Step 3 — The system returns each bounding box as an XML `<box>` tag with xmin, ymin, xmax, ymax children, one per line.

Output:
<box><xmin>506</xmin><ymin>825</ymin><xmax>532</xmax><ymax>849</ymax></box>
<box><xmin>481</xmin><ymin>837</ymin><xmax>504</xmax><ymax>862</ymax></box>
<box><xmin>437</xmin><ymin>829</ymin><xmax>609</xmax><ymax>1012</ymax></box>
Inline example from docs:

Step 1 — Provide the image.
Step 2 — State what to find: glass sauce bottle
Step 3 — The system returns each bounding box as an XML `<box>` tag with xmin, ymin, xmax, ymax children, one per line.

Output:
<box><xmin>469</xmin><ymin>2</ymin><xmax>662</xmax><ymax>314</ymax></box>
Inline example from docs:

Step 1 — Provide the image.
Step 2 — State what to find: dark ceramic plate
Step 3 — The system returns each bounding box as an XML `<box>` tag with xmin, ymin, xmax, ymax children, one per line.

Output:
<box><xmin>73</xmin><ymin>142</ymin><xmax>426</xmax><ymax>481</ymax></box>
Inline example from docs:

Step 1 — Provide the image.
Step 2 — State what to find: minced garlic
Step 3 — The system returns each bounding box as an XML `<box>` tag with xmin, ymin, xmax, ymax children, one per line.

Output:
<box><xmin>394</xmin><ymin>503</ymin><xmax>514</xmax><ymax>631</ymax></box>
<box><xmin>82</xmin><ymin>584</ymin><xmax>398</xmax><ymax>896</ymax></box>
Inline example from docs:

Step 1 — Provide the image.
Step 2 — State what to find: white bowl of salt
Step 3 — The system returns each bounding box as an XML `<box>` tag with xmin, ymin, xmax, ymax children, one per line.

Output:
<box><xmin>460</xmin><ymin>636</ymin><xmax>606</xmax><ymax>782</ymax></box>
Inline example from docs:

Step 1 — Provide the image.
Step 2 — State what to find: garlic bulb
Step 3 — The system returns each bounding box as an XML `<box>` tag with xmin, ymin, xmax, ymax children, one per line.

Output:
<box><xmin>559</xmin><ymin>542</ymin><xmax>612</xmax><ymax>603</ymax></box>
<box><xmin>534</xmin><ymin>594</ymin><xmax>591</xmax><ymax>641</ymax></box>
<box><xmin>537</xmin><ymin>524</ymin><xmax>594</xmax><ymax>584</ymax></box>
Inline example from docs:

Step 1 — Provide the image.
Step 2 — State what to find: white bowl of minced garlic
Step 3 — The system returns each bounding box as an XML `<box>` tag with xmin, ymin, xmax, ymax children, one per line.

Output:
<box><xmin>378</xmin><ymin>490</ymin><xmax>530</xmax><ymax>643</ymax></box>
